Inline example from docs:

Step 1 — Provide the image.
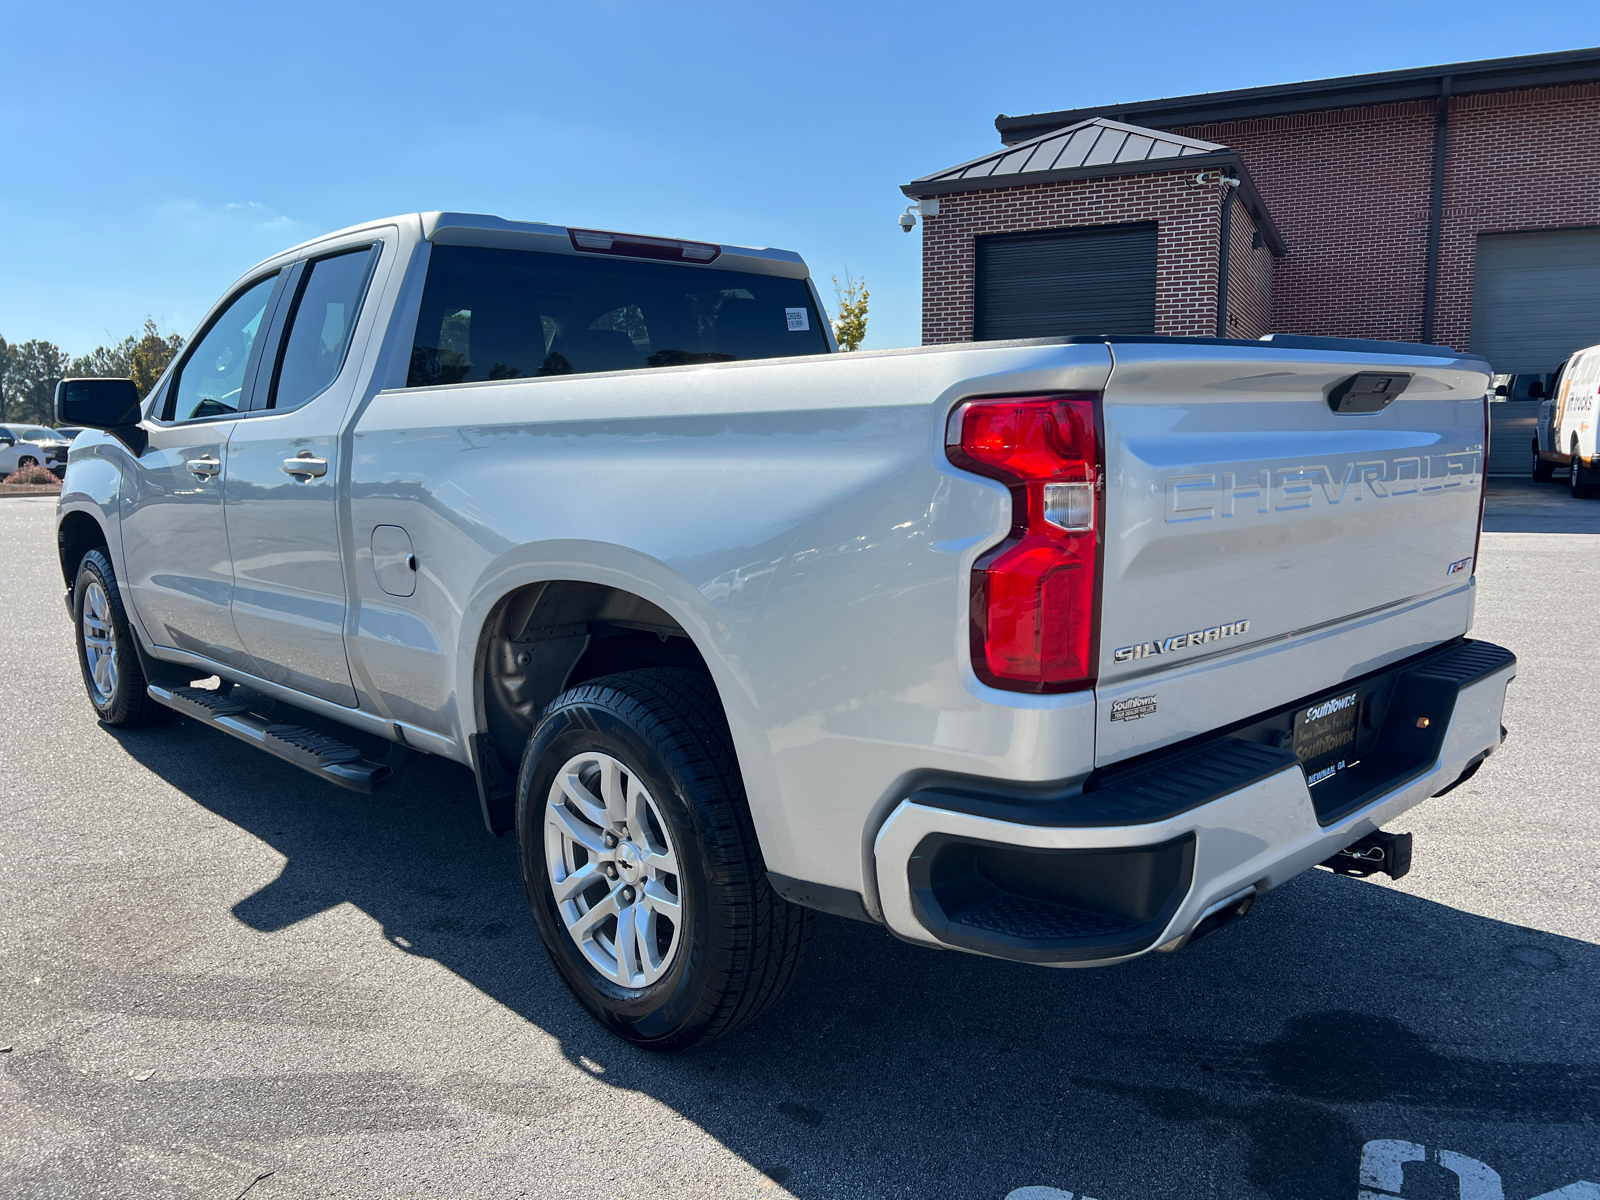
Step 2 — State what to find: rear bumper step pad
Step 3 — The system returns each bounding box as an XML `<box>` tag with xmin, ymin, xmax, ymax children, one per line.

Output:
<box><xmin>148</xmin><ymin>684</ymin><xmax>395</xmax><ymax>793</ymax></box>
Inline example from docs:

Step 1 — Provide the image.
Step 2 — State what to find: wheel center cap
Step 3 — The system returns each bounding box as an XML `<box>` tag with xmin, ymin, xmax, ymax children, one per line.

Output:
<box><xmin>614</xmin><ymin>842</ymin><xmax>643</xmax><ymax>883</ymax></box>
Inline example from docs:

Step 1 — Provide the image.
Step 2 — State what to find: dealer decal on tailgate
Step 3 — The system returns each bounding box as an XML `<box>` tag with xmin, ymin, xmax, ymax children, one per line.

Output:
<box><xmin>1110</xmin><ymin>695</ymin><xmax>1158</xmax><ymax>722</ymax></box>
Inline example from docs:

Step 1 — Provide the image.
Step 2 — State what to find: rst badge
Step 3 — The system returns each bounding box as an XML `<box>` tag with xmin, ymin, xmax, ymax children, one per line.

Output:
<box><xmin>1113</xmin><ymin>619</ymin><xmax>1249</xmax><ymax>664</ymax></box>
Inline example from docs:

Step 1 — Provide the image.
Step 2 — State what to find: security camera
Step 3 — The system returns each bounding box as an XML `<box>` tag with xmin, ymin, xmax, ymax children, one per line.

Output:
<box><xmin>899</xmin><ymin>208</ymin><xmax>917</xmax><ymax>233</ymax></box>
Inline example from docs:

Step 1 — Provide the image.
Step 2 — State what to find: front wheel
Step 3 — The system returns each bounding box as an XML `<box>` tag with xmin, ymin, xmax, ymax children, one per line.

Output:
<box><xmin>517</xmin><ymin>668</ymin><xmax>811</xmax><ymax>1050</ymax></box>
<box><xmin>73</xmin><ymin>549</ymin><xmax>173</xmax><ymax>727</ymax></box>
<box><xmin>1532</xmin><ymin>440</ymin><xmax>1554</xmax><ymax>482</ymax></box>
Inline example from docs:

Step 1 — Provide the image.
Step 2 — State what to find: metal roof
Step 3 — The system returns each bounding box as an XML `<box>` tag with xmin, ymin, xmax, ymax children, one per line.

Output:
<box><xmin>902</xmin><ymin>118</ymin><xmax>1287</xmax><ymax>255</ymax></box>
<box><xmin>909</xmin><ymin>118</ymin><xmax>1226</xmax><ymax>190</ymax></box>
<box><xmin>996</xmin><ymin>46</ymin><xmax>1600</xmax><ymax>144</ymax></box>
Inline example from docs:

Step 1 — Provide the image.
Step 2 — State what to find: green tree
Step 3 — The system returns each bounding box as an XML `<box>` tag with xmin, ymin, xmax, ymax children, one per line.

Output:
<box><xmin>831</xmin><ymin>270</ymin><xmax>869</xmax><ymax>351</ymax></box>
<box><xmin>2</xmin><ymin>339</ymin><xmax>70</xmax><ymax>425</ymax></box>
<box><xmin>130</xmin><ymin>319</ymin><xmax>185</xmax><ymax>397</ymax></box>
<box><xmin>69</xmin><ymin>338</ymin><xmax>133</xmax><ymax>380</ymax></box>
<box><xmin>69</xmin><ymin>318</ymin><xmax>185</xmax><ymax>398</ymax></box>
<box><xmin>0</xmin><ymin>318</ymin><xmax>185</xmax><ymax>424</ymax></box>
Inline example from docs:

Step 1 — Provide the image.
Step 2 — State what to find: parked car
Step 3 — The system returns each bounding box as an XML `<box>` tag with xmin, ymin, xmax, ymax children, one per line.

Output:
<box><xmin>1533</xmin><ymin>344</ymin><xmax>1600</xmax><ymax>496</ymax></box>
<box><xmin>54</xmin><ymin>212</ymin><xmax>1515</xmax><ymax>1049</ymax></box>
<box><xmin>54</xmin><ymin>426</ymin><xmax>86</xmax><ymax>441</ymax></box>
<box><xmin>0</xmin><ymin>425</ymin><xmax>72</xmax><ymax>477</ymax></box>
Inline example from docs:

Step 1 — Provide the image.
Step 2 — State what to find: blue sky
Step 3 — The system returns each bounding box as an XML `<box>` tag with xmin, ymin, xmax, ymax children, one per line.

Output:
<box><xmin>3</xmin><ymin>1</ymin><xmax>1597</xmax><ymax>356</ymax></box>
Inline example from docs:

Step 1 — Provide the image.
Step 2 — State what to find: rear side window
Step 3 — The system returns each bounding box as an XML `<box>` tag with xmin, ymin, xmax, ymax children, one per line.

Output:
<box><xmin>268</xmin><ymin>246</ymin><xmax>380</xmax><ymax>411</ymax></box>
<box><xmin>406</xmin><ymin>245</ymin><xmax>827</xmax><ymax>387</ymax></box>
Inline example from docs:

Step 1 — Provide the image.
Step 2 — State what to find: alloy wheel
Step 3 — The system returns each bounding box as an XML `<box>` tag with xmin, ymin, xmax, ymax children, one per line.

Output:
<box><xmin>81</xmin><ymin>579</ymin><xmax>118</xmax><ymax>705</ymax></box>
<box><xmin>544</xmin><ymin>750</ymin><xmax>683</xmax><ymax>988</ymax></box>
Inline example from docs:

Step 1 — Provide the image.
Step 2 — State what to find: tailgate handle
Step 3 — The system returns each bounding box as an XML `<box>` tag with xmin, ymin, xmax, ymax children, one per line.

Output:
<box><xmin>1327</xmin><ymin>372</ymin><xmax>1411</xmax><ymax>414</ymax></box>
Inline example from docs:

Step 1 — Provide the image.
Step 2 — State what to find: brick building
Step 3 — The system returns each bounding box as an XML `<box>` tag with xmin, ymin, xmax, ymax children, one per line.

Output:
<box><xmin>904</xmin><ymin>48</ymin><xmax>1600</xmax><ymax>406</ymax></box>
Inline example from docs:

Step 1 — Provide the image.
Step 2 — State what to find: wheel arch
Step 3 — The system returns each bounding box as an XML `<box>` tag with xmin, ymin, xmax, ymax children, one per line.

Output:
<box><xmin>457</xmin><ymin>545</ymin><xmax>769</xmax><ymax>838</ymax></box>
<box><xmin>58</xmin><ymin>508</ymin><xmax>109</xmax><ymax>591</ymax></box>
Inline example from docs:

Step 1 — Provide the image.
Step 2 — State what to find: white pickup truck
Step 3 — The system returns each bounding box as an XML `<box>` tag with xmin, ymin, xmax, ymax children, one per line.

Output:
<box><xmin>55</xmin><ymin>212</ymin><xmax>1515</xmax><ymax>1049</ymax></box>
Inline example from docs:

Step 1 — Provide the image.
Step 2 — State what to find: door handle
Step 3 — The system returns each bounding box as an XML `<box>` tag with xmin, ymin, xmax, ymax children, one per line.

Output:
<box><xmin>186</xmin><ymin>455</ymin><xmax>221</xmax><ymax>479</ymax></box>
<box><xmin>282</xmin><ymin>453</ymin><xmax>328</xmax><ymax>480</ymax></box>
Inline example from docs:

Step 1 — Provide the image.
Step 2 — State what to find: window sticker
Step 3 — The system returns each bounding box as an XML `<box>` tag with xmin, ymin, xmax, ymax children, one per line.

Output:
<box><xmin>785</xmin><ymin>307</ymin><xmax>809</xmax><ymax>332</ymax></box>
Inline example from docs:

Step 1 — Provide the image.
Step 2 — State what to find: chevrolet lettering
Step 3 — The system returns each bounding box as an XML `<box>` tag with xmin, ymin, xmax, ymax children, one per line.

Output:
<box><xmin>1166</xmin><ymin>451</ymin><xmax>1482</xmax><ymax>523</ymax></box>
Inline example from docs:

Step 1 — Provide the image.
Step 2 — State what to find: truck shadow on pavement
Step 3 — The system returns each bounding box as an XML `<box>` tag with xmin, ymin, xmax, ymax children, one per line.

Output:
<box><xmin>107</xmin><ymin>721</ymin><xmax>1600</xmax><ymax>1200</ymax></box>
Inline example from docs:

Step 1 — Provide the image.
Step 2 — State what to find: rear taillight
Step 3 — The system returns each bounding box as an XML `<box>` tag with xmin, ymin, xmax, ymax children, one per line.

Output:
<box><xmin>947</xmin><ymin>393</ymin><xmax>1103</xmax><ymax>693</ymax></box>
<box><xmin>568</xmin><ymin>228</ymin><xmax>721</xmax><ymax>264</ymax></box>
<box><xmin>1472</xmin><ymin>389</ymin><xmax>1489</xmax><ymax>577</ymax></box>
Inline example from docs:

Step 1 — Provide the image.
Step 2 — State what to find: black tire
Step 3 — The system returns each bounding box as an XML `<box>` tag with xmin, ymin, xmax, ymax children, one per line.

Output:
<box><xmin>516</xmin><ymin>668</ymin><xmax>811</xmax><ymax>1050</ymax></box>
<box><xmin>73</xmin><ymin>548</ymin><xmax>173</xmax><ymax>727</ymax></box>
<box><xmin>1531</xmin><ymin>440</ymin><xmax>1554</xmax><ymax>482</ymax></box>
<box><xmin>1571</xmin><ymin>441</ymin><xmax>1597</xmax><ymax>499</ymax></box>
<box><xmin>17</xmin><ymin>455</ymin><xmax>38</xmax><ymax>470</ymax></box>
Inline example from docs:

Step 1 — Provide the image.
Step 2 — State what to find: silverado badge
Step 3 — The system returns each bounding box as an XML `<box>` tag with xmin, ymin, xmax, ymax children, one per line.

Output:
<box><xmin>1113</xmin><ymin>619</ymin><xmax>1250</xmax><ymax>664</ymax></box>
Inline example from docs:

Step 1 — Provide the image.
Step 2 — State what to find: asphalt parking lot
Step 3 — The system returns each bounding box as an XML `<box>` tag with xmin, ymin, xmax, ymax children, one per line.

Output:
<box><xmin>2</xmin><ymin>479</ymin><xmax>1597</xmax><ymax>1200</ymax></box>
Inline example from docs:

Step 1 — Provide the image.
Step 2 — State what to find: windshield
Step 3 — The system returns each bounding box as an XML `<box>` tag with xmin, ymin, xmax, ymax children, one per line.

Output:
<box><xmin>20</xmin><ymin>427</ymin><xmax>60</xmax><ymax>442</ymax></box>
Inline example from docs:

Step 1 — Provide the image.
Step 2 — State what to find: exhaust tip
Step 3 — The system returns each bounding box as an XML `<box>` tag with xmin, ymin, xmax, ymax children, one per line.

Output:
<box><xmin>1157</xmin><ymin>884</ymin><xmax>1257</xmax><ymax>953</ymax></box>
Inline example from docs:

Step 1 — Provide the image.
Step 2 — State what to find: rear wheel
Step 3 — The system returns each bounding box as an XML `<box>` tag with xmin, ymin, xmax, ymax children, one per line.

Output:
<box><xmin>73</xmin><ymin>549</ymin><xmax>173</xmax><ymax>727</ymax></box>
<box><xmin>1571</xmin><ymin>441</ymin><xmax>1597</xmax><ymax>499</ymax></box>
<box><xmin>1531</xmin><ymin>440</ymin><xmax>1554</xmax><ymax>482</ymax></box>
<box><xmin>516</xmin><ymin>668</ymin><xmax>811</xmax><ymax>1050</ymax></box>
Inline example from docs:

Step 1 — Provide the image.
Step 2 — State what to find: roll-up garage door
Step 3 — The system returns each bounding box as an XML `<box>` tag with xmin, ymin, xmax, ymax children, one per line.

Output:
<box><xmin>1471</xmin><ymin>228</ymin><xmax>1600</xmax><ymax>371</ymax></box>
<box><xmin>975</xmin><ymin>222</ymin><xmax>1158</xmax><ymax>341</ymax></box>
<box><xmin>1471</xmin><ymin>228</ymin><xmax>1600</xmax><ymax>473</ymax></box>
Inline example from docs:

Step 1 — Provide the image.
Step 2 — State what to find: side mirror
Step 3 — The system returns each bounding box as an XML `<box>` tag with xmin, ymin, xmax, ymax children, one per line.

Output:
<box><xmin>0</xmin><ymin>436</ymin><xmax>12</xmax><ymax>448</ymax></box>
<box><xmin>54</xmin><ymin>378</ymin><xmax>146</xmax><ymax>453</ymax></box>
<box><xmin>1494</xmin><ymin>384</ymin><xmax>1509</xmax><ymax>397</ymax></box>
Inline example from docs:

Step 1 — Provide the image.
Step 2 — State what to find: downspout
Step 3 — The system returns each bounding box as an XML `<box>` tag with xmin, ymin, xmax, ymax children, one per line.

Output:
<box><xmin>1420</xmin><ymin>75</ymin><xmax>1452</xmax><ymax>344</ymax></box>
<box><xmin>1216</xmin><ymin>174</ymin><xmax>1239</xmax><ymax>338</ymax></box>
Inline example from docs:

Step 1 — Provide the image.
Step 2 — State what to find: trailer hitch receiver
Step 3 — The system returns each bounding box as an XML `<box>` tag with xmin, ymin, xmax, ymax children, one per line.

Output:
<box><xmin>1322</xmin><ymin>829</ymin><xmax>1412</xmax><ymax>880</ymax></box>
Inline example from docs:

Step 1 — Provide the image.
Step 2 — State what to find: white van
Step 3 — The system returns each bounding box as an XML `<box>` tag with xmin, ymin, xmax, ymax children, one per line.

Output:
<box><xmin>1534</xmin><ymin>343</ymin><xmax>1600</xmax><ymax>497</ymax></box>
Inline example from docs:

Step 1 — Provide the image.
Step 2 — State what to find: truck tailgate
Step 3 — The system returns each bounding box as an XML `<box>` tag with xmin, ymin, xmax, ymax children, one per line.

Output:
<box><xmin>1094</xmin><ymin>342</ymin><xmax>1490</xmax><ymax>766</ymax></box>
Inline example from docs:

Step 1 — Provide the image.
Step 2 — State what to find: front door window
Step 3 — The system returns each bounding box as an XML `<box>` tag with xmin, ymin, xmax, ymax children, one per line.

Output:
<box><xmin>166</xmin><ymin>274</ymin><xmax>279</xmax><ymax>421</ymax></box>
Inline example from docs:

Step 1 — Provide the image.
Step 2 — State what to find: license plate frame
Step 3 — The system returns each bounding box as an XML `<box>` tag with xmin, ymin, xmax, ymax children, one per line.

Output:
<box><xmin>1293</xmin><ymin>688</ymin><xmax>1362</xmax><ymax>786</ymax></box>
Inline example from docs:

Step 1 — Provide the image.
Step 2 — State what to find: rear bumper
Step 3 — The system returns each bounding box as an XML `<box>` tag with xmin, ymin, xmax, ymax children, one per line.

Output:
<box><xmin>873</xmin><ymin>639</ymin><xmax>1515</xmax><ymax>966</ymax></box>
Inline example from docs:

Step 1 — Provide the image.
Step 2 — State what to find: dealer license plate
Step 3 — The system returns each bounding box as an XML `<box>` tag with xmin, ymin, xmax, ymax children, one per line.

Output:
<box><xmin>1293</xmin><ymin>689</ymin><xmax>1361</xmax><ymax>786</ymax></box>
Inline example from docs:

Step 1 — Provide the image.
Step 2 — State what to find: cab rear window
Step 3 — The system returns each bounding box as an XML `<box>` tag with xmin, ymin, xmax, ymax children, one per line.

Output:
<box><xmin>406</xmin><ymin>245</ymin><xmax>828</xmax><ymax>387</ymax></box>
